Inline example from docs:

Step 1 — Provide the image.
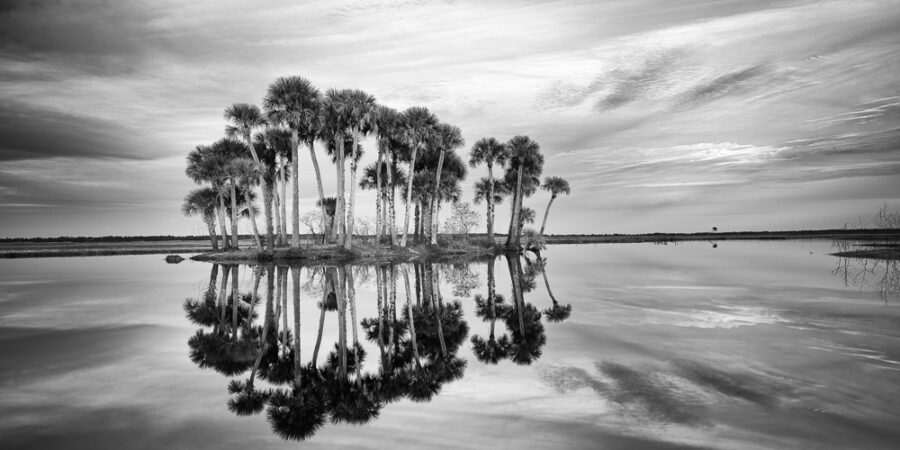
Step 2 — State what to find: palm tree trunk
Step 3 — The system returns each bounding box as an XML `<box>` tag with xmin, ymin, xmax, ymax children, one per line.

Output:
<box><xmin>274</xmin><ymin>183</ymin><xmax>283</xmax><ymax>246</ymax></box>
<box><xmin>375</xmin><ymin>146</ymin><xmax>384</xmax><ymax>243</ymax></box>
<box><xmin>291</xmin><ymin>266</ymin><xmax>302</xmax><ymax>388</ymax></box>
<box><xmin>346</xmin><ymin>267</ymin><xmax>361</xmax><ymax>382</ymax></box>
<box><xmin>388</xmin><ymin>154</ymin><xmax>398</xmax><ymax>246</ymax></box>
<box><xmin>280</xmin><ymin>266</ymin><xmax>289</xmax><ymax>356</ymax></box>
<box><xmin>290</xmin><ymin>129</ymin><xmax>301</xmax><ymax>249</ymax></box>
<box><xmin>248</xmin><ymin>202</ymin><xmax>263</xmax><ymax>250</ymax></box>
<box><xmin>336</xmin><ymin>267</ymin><xmax>348</xmax><ymax>378</ymax></box>
<box><xmin>230</xmin><ymin>181</ymin><xmax>239</xmax><ymax>249</ymax></box>
<box><xmin>208</xmin><ymin>263</ymin><xmax>219</xmax><ymax>294</ymax></box>
<box><xmin>414</xmin><ymin>202</ymin><xmax>421</xmax><ymax>240</ymax></box>
<box><xmin>249</xmin><ymin>265</ymin><xmax>275</xmax><ymax>387</ymax></box>
<box><xmin>331</xmin><ymin>133</ymin><xmax>345</xmax><ymax>244</ymax></box>
<box><xmin>263</xmin><ymin>180</ymin><xmax>275</xmax><ymax>252</ymax></box>
<box><xmin>487</xmin><ymin>258</ymin><xmax>496</xmax><ymax>338</ymax></box>
<box><xmin>231</xmin><ymin>265</ymin><xmax>239</xmax><ymax>341</ymax></box>
<box><xmin>507</xmin><ymin>165</ymin><xmax>525</xmax><ymax>247</ymax></box>
<box><xmin>312</xmin><ymin>269</ymin><xmax>332</xmax><ymax>366</ymax></box>
<box><xmin>279</xmin><ymin>155</ymin><xmax>288</xmax><ymax>245</ymax></box>
<box><xmin>217</xmin><ymin>195</ymin><xmax>230</xmax><ymax>251</ymax></box>
<box><xmin>205</xmin><ymin>216</ymin><xmax>219</xmax><ymax>251</ymax></box>
<box><xmin>542</xmin><ymin>265</ymin><xmax>558</xmax><ymax>306</ymax></box>
<box><xmin>308</xmin><ymin>140</ymin><xmax>329</xmax><ymax>243</ymax></box>
<box><xmin>245</xmin><ymin>132</ymin><xmax>271</xmax><ymax>252</ymax></box>
<box><xmin>400</xmin><ymin>146</ymin><xmax>418</xmax><ymax>247</ymax></box>
<box><xmin>539</xmin><ymin>195</ymin><xmax>556</xmax><ymax>237</ymax></box>
<box><xmin>432</xmin><ymin>269</ymin><xmax>447</xmax><ymax>358</ymax></box>
<box><xmin>487</xmin><ymin>163</ymin><xmax>495</xmax><ymax>245</ymax></box>
<box><xmin>430</xmin><ymin>149</ymin><xmax>446</xmax><ymax>245</ymax></box>
<box><xmin>344</xmin><ymin>162</ymin><xmax>359</xmax><ymax>249</ymax></box>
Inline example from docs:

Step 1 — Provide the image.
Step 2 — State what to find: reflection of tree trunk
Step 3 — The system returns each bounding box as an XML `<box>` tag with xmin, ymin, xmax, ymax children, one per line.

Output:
<box><xmin>507</xmin><ymin>256</ymin><xmax>525</xmax><ymax>337</ymax></box>
<box><xmin>216</xmin><ymin>266</ymin><xmax>230</xmax><ymax>332</ymax></box>
<box><xmin>247</xmin><ymin>267</ymin><xmax>262</xmax><ymax>326</ymax></box>
<box><xmin>208</xmin><ymin>263</ymin><xmax>219</xmax><ymax>294</ymax></box>
<box><xmin>249</xmin><ymin>265</ymin><xmax>275</xmax><ymax>387</ymax></box>
<box><xmin>403</xmin><ymin>266</ymin><xmax>420</xmax><ymax>368</ymax></box>
<box><xmin>431</xmin><ymin>267</ymin><xmax>447</xmax><ymax>358</ymax></box>
<box><xmin>377</xmin><ymin>266</ymin><xmax>385</xmax><ymax>367</ymax></box>
<box><xmin>312</xmin><ymin>268</ymin><xmax>333</xmax><ymax>367</ymax></box>
<box><xmin>231</xmin><ymin>265</ymin><xmax>239</xmax><ymax>341</ymax></box>
<box><xmin>336</xmin><ymin>266</ymin><xmax>348</xmax><ymax>378</ymax></box>
<box><xmin>487</xmin><ymin>259</ymin><xmax>496</xmax><ymax>340</ymax></box>
<box><xmin>347</xmin><ymin>268</ymin><xmax>361</xmax><ymax>382</ymax></box>
<box><xmin>542</xmin><ymin>263</ymin><xmax>558</xmax><ymax>307</ymax></box>
<box><xmin>388</xmin><ymin>265</ymin><xmax>397</xmax><ymax>362</ymax></box>
<box><xmin>279</xmin><ymin>266</ymin><xmax>289</xmax><ymax>356</ymax></box>
<box><xmin>292</xmin><ymin>266</ymin><xmax>302</xmax><ymax>388</ymax></box>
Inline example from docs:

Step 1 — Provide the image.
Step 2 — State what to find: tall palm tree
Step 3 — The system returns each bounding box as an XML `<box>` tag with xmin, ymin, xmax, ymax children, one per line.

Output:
<box><xmin>343</xmin><ymin>90</ymin><xmax>377</xmax><ymax>249</ymax></box>
<box><xmin>182</xmin><ymin>187</ymin><xmax>221</xmax><ymax>251</ymax></box>
<box><xmin>372</xmin><ymin>105</ymin><xmax>402</xmax><ymax>243</ymax></box>
<box><xmin>468</xmin><ymin>138</ymin><xmax>509</xmax><ymax>245</ymax></box>
<box><xmin>504</xmin><ymin>136</ymin><xmax>543</xmax><ymax>248</ymax></box>
<box><xmin>322</xmin><ymin>89</ymin><xmax>351</xmax><ymax>244</ymax></box>
<box><xmin>428</xmin><ymin>123</ymin><xmax>465</xmax><ymax>245</ymax></box>
<box><xmin>399</xmin><ymin>107</ymin><xmax>438</xmax><ymax>247</ymax></box>
<box><xmin>538</xmin><ymin>176</ymin><xmax>570</xmax><ymax>238</ymax></box>
<box><xmin>264</xmin><ymin>76</ymin><xmax>321</xmax><ymax>249</ymax></box>
<box><xmin>225</xmin><ymin>103</ymin><xmax>270</xmax><ymax>250</ymax></box>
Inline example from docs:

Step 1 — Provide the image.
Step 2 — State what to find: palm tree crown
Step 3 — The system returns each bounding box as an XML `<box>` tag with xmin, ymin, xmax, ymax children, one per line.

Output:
<box><xmin>263</xmin><ymin>76</ymin><xmax>320</xmax><ymax>129</ymax></box>
<box><xmin>469</xmin><ymin>137</ymin><xmax>509</xmax><ymax>168</ymax></box>
<box><xmin>541</xmin><ymin>176</ymin><xmax>570</xmax><ymax>197</ymax></box>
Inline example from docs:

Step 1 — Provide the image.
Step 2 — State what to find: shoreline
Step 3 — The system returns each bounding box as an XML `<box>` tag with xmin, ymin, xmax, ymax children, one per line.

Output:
<box><xmin>1</xmin><ymin>230</ymin><xmax>898</xmax><ymax>259</ymax></box>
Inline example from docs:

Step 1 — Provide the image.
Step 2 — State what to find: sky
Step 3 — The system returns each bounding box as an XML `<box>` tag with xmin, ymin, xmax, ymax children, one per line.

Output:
<box><xmin>0</xmin><ymin>0</ymin><xmax>898</xmax><ymax>238</ymax></box>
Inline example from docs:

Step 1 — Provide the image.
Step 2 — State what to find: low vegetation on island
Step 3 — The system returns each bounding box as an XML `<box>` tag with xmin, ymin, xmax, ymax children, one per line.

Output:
<box><xmin>182</xmin><ymin>76</ymin><xmax>571</xmax><ymax>262</ymax></box>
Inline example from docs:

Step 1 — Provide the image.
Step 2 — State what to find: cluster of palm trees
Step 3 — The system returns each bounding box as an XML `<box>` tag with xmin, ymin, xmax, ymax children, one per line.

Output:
<box><xmin>182</xmin><ymin>75</ymin><xmax>571</xmax><ymax>254</ymax></box>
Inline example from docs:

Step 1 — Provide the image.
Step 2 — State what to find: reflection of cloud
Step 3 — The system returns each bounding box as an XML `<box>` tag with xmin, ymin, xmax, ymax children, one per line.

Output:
<box><xmin>539</xmin><ymin>359</ymin><xmax>789</xmax><ymax>426</ymax></box>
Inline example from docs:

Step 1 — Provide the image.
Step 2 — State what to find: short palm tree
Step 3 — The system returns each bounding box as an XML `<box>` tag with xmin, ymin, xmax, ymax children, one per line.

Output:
<box><xmin>399</xmin><ymin>107</ymin><xmax>438</xmax><ymax>247</ymax></box>
<box><xmin>468</xmin><ymin>138</ymin><xmax>509</xmax><ymax>245</ymax></box>
<box><xmin>264</xmin><ymin>76</ymin><xmax>321</xmax><ymax>249</ymax></box>
<box><xmin>182</xmin><ymin>187</ymin><xmax>221</xmax><ymax>251</ymax></box>
<box><xmin>473</xmin><ymin>177</ymin><xmax>509</xmax><ymax>239</ymax></box>
<box><xmin>538</xmin><ymin>176</ymin><xmax>570</xmax><ymax>237</ymax></box>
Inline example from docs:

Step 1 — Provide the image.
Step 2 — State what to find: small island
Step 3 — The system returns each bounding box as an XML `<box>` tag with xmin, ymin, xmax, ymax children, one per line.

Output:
<box><xmin>182</xmin><ymin>76</ymin><xmax>571</xmax><ymax>265</ymax></box>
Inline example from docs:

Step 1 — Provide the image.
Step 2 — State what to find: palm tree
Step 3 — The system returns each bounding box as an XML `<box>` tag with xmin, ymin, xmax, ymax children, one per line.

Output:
<box><xmin>473</xmin><ymin>177</ymin><xmax>509</xmax><ymax>239</ymax></box>
<box><xmin>538</xmin><ymin>176</ymin><xmax>570</xmax><ymax>238</ymax></box>
<box><xmin>224</xmin><ymin>157</ymin><xmax>258</xmax><ymax>249</ymax></box>
<box><xmin>323</xmin><ymin>89</ymin><xmax>351</xmax><ymax>244</ymax></box>
<box><xmin>232</xmin><ymin>158</ymin><xmax>265</xmax><ymax>250</ymax></box>
<box><xmin>186</xmin><ymin>144</ymin><xmax>231</xmax><ymax>250</ymax></box>
<box><xmin>469</xmin><ymin>138</ymin><xmax>509</xmax><ymax>245</ymax></box>
<box><xmin>182</xmin><ymin>187</ymin><xmax>221</xmax><ymax>251</ymax></box>
<box><xmin>399</xmin><ymin>107</ymin><xmax>438</xmax><ymax>247</ymax></box>
<box><xmin>225</xmin><ymin>104</ymin><xmax>271</xmax><ymax>250</ymax></box>
<box><xmin>264</xmin><ymin>76</ymin><xmax>321</xmax><ymax>249</ymax></box>
<box><xmin>428</xmin><ymin>123</ymin><xmax>465</xmax><ymax>244</ymax></box>
<box><xmin>343</xmin><ymin>90</ymin><xmax>377</xmax><ymax>249</ymax></box>
<box><xmin>360</xmin><ymin>160</ymin><xmax>407</xmax><ymax>244</ymax></box>
<box><xmin>372</xmin><ymin>105</ymin><xmax>402</xmax><ymax>243</ymax></box>
<box><xmin>504</xmin><ymin>136</ymin><xmax>544</xmax><ymax>248</ymax></box>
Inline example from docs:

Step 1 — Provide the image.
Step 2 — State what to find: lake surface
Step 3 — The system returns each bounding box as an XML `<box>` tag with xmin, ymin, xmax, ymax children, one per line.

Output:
<box><xmin>1</xmin><ymin>241</ymin><xmax>898</xmax><ymax>449</ymax></box>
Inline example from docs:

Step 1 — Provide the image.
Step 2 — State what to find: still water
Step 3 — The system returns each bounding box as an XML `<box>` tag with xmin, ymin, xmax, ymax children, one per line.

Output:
<box><xmin>1</xmin><ymin>241</ymin><xmax>898</xmax><ymax>449</ymax></box>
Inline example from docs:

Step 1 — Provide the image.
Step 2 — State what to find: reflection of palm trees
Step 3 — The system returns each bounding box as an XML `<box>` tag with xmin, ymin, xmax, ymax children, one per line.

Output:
<box><xmin>470</xmin><ymin>258</ymin><xmax>512</xmax><ymax>364</ymax></box>
<box><xmin>505</xmin><ymin>255</ymin><xmax>547</xmax><ymax>365</ymax></box>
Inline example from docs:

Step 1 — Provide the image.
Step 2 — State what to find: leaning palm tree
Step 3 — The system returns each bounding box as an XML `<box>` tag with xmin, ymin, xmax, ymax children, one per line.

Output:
<box><xmin>468</xmin><ymin>138</ymin><xmax>509</xmax><ymax>245</ymax></box>
<box><xmin>264</xmin><ymin>76</ymin><xmax>321</xmax><ymax>249</ymax></box>
<box><xmin>225</xmin><ymin>103</ymin><xmax>270</xmax><ymax>251</ymax></box>
<box><xmin>399</xmin><ymin>107</ymin><xmax>438</xmax><ymax>247</ymax></box>
<box><xmin>428</xmin><ymin>123</ymin><xmax>465</xmax><ymax>245</ymax></box>
<box><xmin>224</xmin><ymin>157</ymin><xmax>258</xmax><ymax>249</ymax></box>
<box><xmin>182</xmin><ymin>187</ymin><xmax>221</xmax><ymax>251</ymax></box>
<box><xmin>504</xmin><ymin>136</ymin><xmax>544</xmax><ymax>248</ymax></box>
<box><xmin>538</xmin><ymin>176</ymin><xmax>570</xmax><ymax>238</ymax></box>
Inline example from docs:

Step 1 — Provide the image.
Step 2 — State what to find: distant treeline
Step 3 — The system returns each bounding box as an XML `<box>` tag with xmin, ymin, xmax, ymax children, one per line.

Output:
<box><xmin>4</xmin><ymin>228</ymin><xmax>898</xmax><ymax>243</ymax></box>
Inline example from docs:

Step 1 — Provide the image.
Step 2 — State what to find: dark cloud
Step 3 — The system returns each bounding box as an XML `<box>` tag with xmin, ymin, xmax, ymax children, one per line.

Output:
<box><xmin>0</xmin><ymin>100</ymin><xmax>155</xmax><ymax>161</ymax></box>
<box><xmin>593</xmin><ymin>48</ymin><xmax>687</xmax><ymax>111</ymax></box>
<box><xmin>676</xmin><ymin>65</ymin><xmax>768</xmax><ymax>106</ymax></box>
